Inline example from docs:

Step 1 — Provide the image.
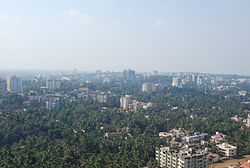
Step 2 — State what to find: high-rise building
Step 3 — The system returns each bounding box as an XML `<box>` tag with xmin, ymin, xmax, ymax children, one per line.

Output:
<box><xmin>0</xmin><ymin>79</ymin><xmax>6</xmax><ymax>96</ymax></box>
<box><xmin>246</xmin><ymin>114</ymin><xmax>250</xmax><ymax>128</ymax></box>
<box><xmin>123</xmin><ymin>69</ymin><xmax>136</xmax><ymax>80</ymax></box>
<box><xmin>172</xmin><ymin>77</ymin><xmax>182</xmax><ymax>88</ymax></box>
<box><xmin>142</xmin><ymin>83</ymin><xmax>154</xmax><ymax>93</ymax></box>
<box><xmin>46</xmin><ymin>77</ymin><xmax>61</xmax><ymax>92</ymax></box>
<box><xmin>120</xmin><ymin>95</ymin><xmax>135</xmax><ymax>112</ymax></box>
<box><xmin>197</xmin><ymin>75</ymin><xmax>204</xmax><ymax>86</ymax></box>
<box><xmin>6</xmin><ymin>76</ymin><xmax>22</xmax><ymax>93</ymax></box>
<box><xmin>156</xmin><ymin>145</ymin><xmax>208</xmax><ymax>168</ymax></box>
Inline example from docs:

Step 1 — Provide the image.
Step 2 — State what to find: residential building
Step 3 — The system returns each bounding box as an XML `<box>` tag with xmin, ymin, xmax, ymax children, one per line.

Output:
<box><xmin>156</xmin><ymin>145</ymin><xmax>208</xmax><ymax>168</ymax></box>
<box><xmin>142</xmin><ymin>83</ymin><xmax>154</xmax><ymax>93</ymax></box>
<box><xmin>182</xmin><ymin>133</ymin><xmax>208</xmax><ymax>144</ymax></box>
<box><xmin>46</xmin><ymin>77</ymin><xmax>61</xmax><ymax>92</ymax></box>
<box><xmin>172</xmin><ymin>77</ymin><xmax>182</xmax><ymax>88</ymax></box>
<box><xmin>120</xmin><ymin>95</ymin><xmax>152</xmax><ymax>112</ymax></box>
<box><xmin>45</xmin><ymin>96</ymin><xmax>62</xmax><ymax>110</ymax></box>
<box><xmin>0</xmin><ymin>79</ymin><xmax>6</xmax><ymax>96</ymax></box>
<box><xmin>239</xmin><ymin>90</ymin><xmax>247</xmax><ymax>97</ymax></box>
<box><xmin>123</xmin><ymin>69</ymin><xmax>136</xmax><ymax>80</ymax></box>
<box><xmin>120</xmin><ymin>95</ymin><xmax>135</xmax><ymax>112</ymax></box>
<box><xmin>211</xmin><ymin>132</ymin><xmax>227</xmax><ymax>143</ymax></box>
<box><xmin>197</xmin><ymin>75</ymin><xmax>204</xmax><ymax>86</ymax></box>
<box><xmin>6</xmin><ymin>75</ymin><xmax>22</xmax><ymax>93</ymax></box>
<box><xmin>246</xmin><ymin>114</ymin><xmax>250</xmax><ymax>128</ymax></box>
<box><xmin>216</xmin><ymin>143</ymin><xmax>237</xmax><ymax>158</ymax></box>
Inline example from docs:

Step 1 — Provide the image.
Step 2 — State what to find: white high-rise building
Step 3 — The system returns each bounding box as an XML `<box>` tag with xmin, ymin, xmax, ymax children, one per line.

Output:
<box><xmin>120</xmin><ymin>95</ymin><xmax>135</xmax><ymax>112</ymax></box>
<box><xmin>156</xmin><ymin>146</ymin><xmax>208</xmax><ymax>168</ymax></box>
<box><xmin>246</xmin><ymin>114</ymin><xmax>250</xmax><ymax>128</ymax></box>
<box><xmin>172</xmin><ymin>77</ymin><xmax>182</xmax><ymax>88</ymax></box>
<box><xmin>6</xmin><ymin>75</ymin><xmax>22</xmax><ymax>93</ymax></box>
<box><xmin>197</xmin><ymin>75</ymin><xmax>204</xmax><ymax>86</ymax></box>
<box><xmin>142</xmin><ymin>83</ymin><xmax>154</xmax><ymax>93</ymax></box>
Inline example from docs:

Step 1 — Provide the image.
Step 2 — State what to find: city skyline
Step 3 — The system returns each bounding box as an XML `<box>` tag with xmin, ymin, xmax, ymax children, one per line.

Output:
<box><xmin>0</xmin><ymin>0</ymin><xmax>250</xmax><ymax>75</ymax></box>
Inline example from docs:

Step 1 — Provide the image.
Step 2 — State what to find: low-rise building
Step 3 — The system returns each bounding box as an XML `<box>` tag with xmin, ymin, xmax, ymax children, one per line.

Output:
<box><xmin>211</xmin><ymin>132</ymin><xmax>227</xmax><ymax>143</ymax></box>
<box><xmin>217</xmin><ymin>143</ymin><xmax>237</xmax><ymax>158</ymax></box>
<box><xmin>182</xmin><ymin>133</ymin><xmax>208</xmax><ymax>144</ymax></box>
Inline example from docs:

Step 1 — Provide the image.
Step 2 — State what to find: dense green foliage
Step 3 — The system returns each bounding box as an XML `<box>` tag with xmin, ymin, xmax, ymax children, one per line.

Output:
<box><xmin>0</xmin><ymin>86</ymin><xmax>250</xmax><ymax>167</ymax></box>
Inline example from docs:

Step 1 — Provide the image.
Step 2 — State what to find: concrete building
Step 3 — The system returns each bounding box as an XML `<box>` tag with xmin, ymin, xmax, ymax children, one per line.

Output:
<box><xmin>120</xmin><ymin>95</ymin><xmax>152</xmax><ymax>112</ymax></box>
<box><xmin>123</xmin><ymin>69</ymin><xmax>136</xmax><ymax>80</ymax></box>
<box><xmin>0</xmin><ymin>79</ymin><xmax>6</xmax><ymax>96</ymax></box>
<box><xmin>142</xmin><ymin>83</ymin><xmax>154</xmax><ymax>93</ymax></box>
<box><xmin>216</xmin><ymin>143</ymin><xmax>237</xmax><ymax>158</ymax></box>
<box><xmin>197</xmin><ymin>75</ymin><xmax>204</xmax><ymax>86</ymax></box>
<box><xmin>6</xmin><ymin>75</ymin><xmax>22</xmax><ymax>93</ymax></box>
<box><xmin>120</xmin><ymin>95</ymin><xmax>135</xmax><ymax>112</ymax></box>
<box><xmin>182</xmin><ymin>133</ymin><xmax>208</xmax><ymax>144</ymax></box>
<box><xmin>172</xmin><ymin>77</ymin><xmax>182</xmax><ymax>88</ymax></box>
<box><xmin>211</xmin><ymin>132</ymin><xmax>227</xmax><ymax>143</ymax></box>
<box><xmin>46</xmin><ymin>77</ymin><xmax>61</xmax><ymax>92</ymax></box>
<box><xmin>246</xmin><ymin>114</ymin><xmax>250</xmax><ymax>128</ymax></box>
<box><xmin>45</xmin><ymin>96</ymin><xmax>62</xmax><ymax>110</ymax></box>
<box><xmin>156</xmin><ymin>145</ymin><xmax>208</xmax><ymax>168</ymax></box>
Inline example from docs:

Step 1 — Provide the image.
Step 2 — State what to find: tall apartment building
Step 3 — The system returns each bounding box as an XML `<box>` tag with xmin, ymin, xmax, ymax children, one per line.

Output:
<box><xmin>156</xmin><ymin>146</ymin><xmax>208</xmax><ymax>168</ymax></box>
<box><xmin>0</xmin><ymin>79</ymin><xmax>6</xmax><ymax>96</ymax></box>
<box><xmin>123</xmin><ymin>69</ymin><xmax>136</xmax><ymax>80</ymax></box>
<box><xmin>246</xmin><ymin>114</ymin><xmax>250</xmax><ymax>128</ymax></box>
<box><xmin>46</xmin><ymin>77</ymin><xmax>61</xmax><ymax>92</ymax></box>
<box><xmin>197</xmin><ymin>75</ymin><xmax>204</xmax><ymax>86</ymax></box>
<box><xmin>142</xmin><ymin>83</ymin><xmax>154</xmax><ymax>93</ymax></box>
<box><xmin>172</xmin><ymin>77</ymin><xmax>182</xmax><ymax>88</ymax></box>
<box><xmin>6</xmin><ymin>75</ymin><xmax>22</xmax><ymax>93</ymax></box>
<box><xmin>120</xmin><ymin>95</ymin><xmax>135</xmax><ymax>112</ymax></box>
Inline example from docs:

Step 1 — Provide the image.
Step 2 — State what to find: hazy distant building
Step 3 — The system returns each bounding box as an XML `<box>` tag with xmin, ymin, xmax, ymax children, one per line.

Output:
<box><xmin>6</xmin><ymin>76</ymin><xmax>22</xmax><ymax>93</ymax></box>
<box><xmin>154</xmin><ymin>83</ymin><xmax>163</xmax><ymax>92</ymax></box>
<box><xmin>0</xmin><ymin>79</ymin><xmax>6</xmax><ymax>96</ymax></box>
<box><xmin>172</xmin><ymin>77</ymin><xmax>182</xmax><ymax>88</ymax></box>
<box><xmin>142</xmin><ymin>83</ymin><xmax>154</xmax><ymax>93</ymax></box>
<box><xmin>197</xmin><ymin>75</ymin><xmax>204</xmax><ymax>86</ymax></box>
<box><xmin>46</xmin><ymin>77</ymin><xmax>61</xmax><ymax>92</ymax></box>
<box><xmin>123</xmin><ymin>69</ymin><xmax>136</xmax><ymax>80</ymax></box>
<box><xmin>45</xmin><ymin>96</ymin><xmax>62</xmax><ymax>110</ymax></box>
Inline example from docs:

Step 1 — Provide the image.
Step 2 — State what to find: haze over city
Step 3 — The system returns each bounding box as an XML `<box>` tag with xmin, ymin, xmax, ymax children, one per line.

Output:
<box><xmin>0</xmin><ymin>0</ymin><xmax>250</xmax><ymax>75</ymax></box>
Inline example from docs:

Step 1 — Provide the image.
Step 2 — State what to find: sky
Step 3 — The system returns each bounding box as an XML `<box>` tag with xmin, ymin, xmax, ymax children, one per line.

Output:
<box><xmin>0</xmin><ymin>0</ymin><xmax>250</xmax><ymax>75</ymax></box>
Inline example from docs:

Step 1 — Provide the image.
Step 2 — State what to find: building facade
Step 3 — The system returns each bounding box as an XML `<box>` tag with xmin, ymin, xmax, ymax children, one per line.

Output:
<box><xmin>46</xmin><ymin>78</ymin><xmax>61</xmax><ymax>92</ymax></box>
<box><xmin>142</xmin><ymin>83</ymin><xmax>154</xmax><ymax>93</ymax></box>
<box><xmin>0</xmin><ymin>79</ymin><xmax>6</xmax><ymax>96</ymax></box>
<box><xmin>6</xmin><ymin>75</ymin><xmax>22</xmax><ymax>93</ymax></box>
<box><xmin>216</xmin><ymin>143</ymin><xmax>237</xmax><ymax>158</ymax></box>
<box><xmin>156</xmin><ymin>146</ymin><xmax>208</xmax><ymax>168</ymax></box>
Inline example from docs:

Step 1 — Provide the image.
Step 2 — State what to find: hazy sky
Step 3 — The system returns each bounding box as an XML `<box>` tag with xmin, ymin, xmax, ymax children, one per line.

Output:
<box><xmin>0</xmin><ymin>0</ymin><xmax>250</xmax><ymax>75</ymax></box>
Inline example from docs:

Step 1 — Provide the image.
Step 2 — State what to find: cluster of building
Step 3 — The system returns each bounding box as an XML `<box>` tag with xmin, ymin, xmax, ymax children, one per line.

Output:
<box><xmin>120</xmin><ymin>95</ymin><xmax>153</xmax><ymax>112</ymax></box>
<box><xmin>141</xmin><ymin>83</ymin><xmax>163</xmax><ymax>93</ymax></box>
<box><xmin>156</xmin><ymin>128</ymin><xmax>237</xmax><ymax>168</ymax></box>
<box><xmin>172</xmin><ymin>75</ymin><xmax>205</xmax><ymax>88</ymax></box>
<box><xmin>78</xmin><ymin>90</ymin><xmax>111</xmax><ymax>103</ymax></box>
<box><xmin>231</xmin><ymin>113</ymin><xmax>250</xmax><ymax>128</ymax></box>
<box><xmin>0</xmin><ymin>75</ymin><xmax>22</xmax><ymax>95</ymax></box>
